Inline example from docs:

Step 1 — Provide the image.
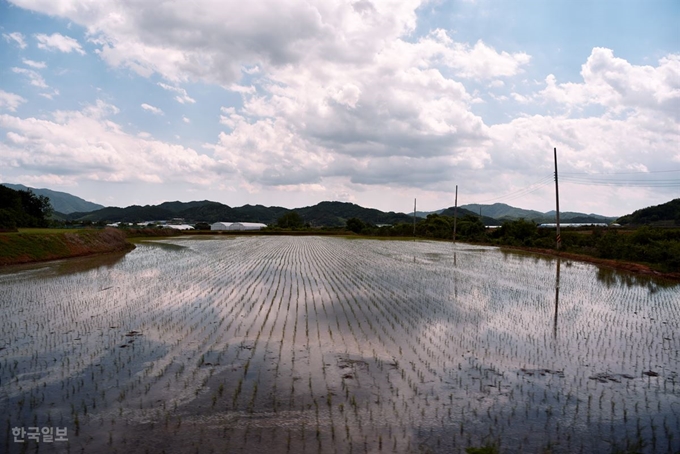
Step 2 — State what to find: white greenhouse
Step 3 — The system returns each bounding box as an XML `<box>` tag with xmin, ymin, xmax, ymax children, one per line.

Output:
<box><xmin>164</xmin><ymin>224</ymin><xmax>195</xmax><ymax>230</ymax></box>
<box><xmin>211</xmin><ymin>222</ymin><xmax>267</xmax><ymax>231</ymax></box>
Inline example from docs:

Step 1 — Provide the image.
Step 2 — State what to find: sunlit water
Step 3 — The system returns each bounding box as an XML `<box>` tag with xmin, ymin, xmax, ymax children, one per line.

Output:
<box><xmin>1</xmin><ymin>237</ymin><xmax>678</xmax><ymax>453</ymax></box>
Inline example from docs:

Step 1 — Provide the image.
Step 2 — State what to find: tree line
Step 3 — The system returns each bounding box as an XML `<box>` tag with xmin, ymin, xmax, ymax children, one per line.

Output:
<box><xmin>0</xmin><ymin>185</ymin><xmax>53</xmax><ymax>230</ymax></box>
<box><xmin>343</xmin><ymin>214</ymin><xmax>680</xmax><ymax>272</ymax></box>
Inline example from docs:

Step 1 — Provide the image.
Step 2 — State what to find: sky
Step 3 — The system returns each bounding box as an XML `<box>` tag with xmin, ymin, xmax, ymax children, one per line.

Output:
<box><xmin>0</xmin><ymin>0</ymin><xmax>678</xmax><ymax>216</ymax></box>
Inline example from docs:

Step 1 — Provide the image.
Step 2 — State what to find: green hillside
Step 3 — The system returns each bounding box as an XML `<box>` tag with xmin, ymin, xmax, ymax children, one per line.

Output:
<box><xmin>617</xmin><ymin>199</ymin><xmax>680</xmax><ymax>226</ymax></box>
<box><xmin>295</xmin><ymin>201</ymin><xmax>414</xmax><ymax>227</ymax></box>
<box><xmin>1</xmin><ymin>183</ymin><xmax>103</xmax><ymax>214</ymax></box>
<box><xmin>0</xmin><ymin>185</ymin><xmax>53</xmax><ymax>229</ymax></box>
<box><xmin>439</xmin><ymin>207</ymin><xmax>500</xmax><ymax>226</ymax></box>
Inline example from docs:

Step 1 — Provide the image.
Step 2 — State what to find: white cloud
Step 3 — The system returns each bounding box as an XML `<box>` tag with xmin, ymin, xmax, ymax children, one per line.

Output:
<box><xmin>35</xmin><ymin>33</ymin><xmax>86</xmax><ymax>54</ymax></box>
<box><xmin>12</xmin><ymin>67</ymin><xmax>48</xmax><ymax>89</ymax></box>
<box><xmin>511</xmin><ymin>93</ymin><xmax>531</xmax><ymax>104</ymax></box>
<box><xmin>5</xmin><ymin>0</ymin><xmax>524</xmax><ymax>194</ymax></box>
<box><xmin>3</xmin><ymin>32</ymin><xmax>27</xmax><ymax>48</ymax></box>
<box><xmin>38</xmin><ymin>89</ymin><xmax>60</xmax><ymax>100</ymax></box>
<box><xmin>141</xmin><ymin>103</ymin><xmax>164</xmax><ymax>115</ymax></box>
<box><xmin>11</xmin><ymin>0</ymin><xmax>421</xmax><ymax>84</ymax></box>
<box><xmin>4</xmin><ymin>2</ymin><xmax>677</xmax><ymax>214</ymax></box>
<box><xmin>157</xmin><ymin>83</ymin><xmax>195</xmax><ymax>104</ymax></box>
<box><xmin>22</xmin><ymin>59</ymin><xmax>47</xmax><ymax>69</ymax></box>
<box><xmin>182</xmin><ymin>116</ymin><xmax>191</xmax><ymax>123</ymax></box>
<box><xmin>540</xmin><ymin>48</ymin><xmax>680</xmax><ymax>120</ymax></box>
<box><xmin>0</xmin><ymin>90</ymin><xmax>27</xmax><ymax>112</ymax></box>
<box><xmin>9</xmin><ymin>173</ymin><xmax>77</xmax><ymax>187</ymax></box>
<box><xmin>447</xmin><ymin>38</ymin><xmax>531</xmax><ymax>79</ymax></box>
<box><xmin>0</xmin><ymin>101</ymin><xmax>225</xmax><ymax>185</ymax></box>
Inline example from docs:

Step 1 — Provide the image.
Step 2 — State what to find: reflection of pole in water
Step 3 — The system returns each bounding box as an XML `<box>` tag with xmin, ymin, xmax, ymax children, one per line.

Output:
<box><xmin>553</xmin><ymin>258</ymin><xmax>561</xmax><ymax>339</ymax></box>
<box><xmin>453</xmin><ymin>252</ymin><xmax>458</xmax><ymax>298</ymax></box>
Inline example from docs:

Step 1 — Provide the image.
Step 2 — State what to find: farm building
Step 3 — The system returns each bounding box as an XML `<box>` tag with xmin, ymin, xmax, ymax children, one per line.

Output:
<box><xmin>211</xmin><ymin>222</ymin><xmax>267</xmax><ymax>231</ymax></box>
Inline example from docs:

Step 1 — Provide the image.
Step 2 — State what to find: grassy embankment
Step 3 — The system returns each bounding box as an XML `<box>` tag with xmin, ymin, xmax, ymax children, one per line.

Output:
<box><xmin>0</xmin><ymin>228</ymin><xmax>134</xmax><ymax>266</ymax></box>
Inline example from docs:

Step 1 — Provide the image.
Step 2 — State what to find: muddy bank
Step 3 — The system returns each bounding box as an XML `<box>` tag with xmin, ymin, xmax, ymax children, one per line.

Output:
<box><xmin>500</xmin><ymin>245</ymin><xmax>680</xmax><ymax>282</ymax></box>
<box><xmin>0</xmin><ymin>228</ymin><xmax>135</xmax><ymax>266</ymax></box>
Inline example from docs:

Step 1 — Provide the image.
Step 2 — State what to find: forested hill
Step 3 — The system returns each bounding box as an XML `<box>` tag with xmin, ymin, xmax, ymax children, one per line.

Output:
<box><xmin>617</xmin><ymin>199</ymin><xmax>680</xmax><ymax>226</ymax></box>
<box><xmin>295</xmin><ymin>201</ymin><xmax>414</xmax><ymax>227</ymax></box>
<box><xmin>1</xmin><ymin>183</ymin><xmax>103</xmax><ymax>214</ymax></box>
<box><xmin>0</xmin><ymin>185</ymin><xmax>53</xmax><ymax>229</ymax></box>
<box><xmin>438</xmin><ymin>207</ymin><xmax>501</xmax><ymax>226</ymax></box>
<box><xmin>460</xmin><ymin>202</ymin><xmax>616</xmax><ymax>223</ymax></box>
<box><xmin>64</xmin><ymin>200</ymin><xmax>416</xmax><ymax>227</ymax></box>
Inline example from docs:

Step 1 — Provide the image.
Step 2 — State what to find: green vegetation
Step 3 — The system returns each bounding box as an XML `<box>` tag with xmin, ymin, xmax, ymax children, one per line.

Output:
<box><xmin>276</xmin><ymin>210</ymin><xmax>304</xmax><ymax>229</ymax></box>
<box><xmin>1</xmin><ymin>183</ymin><xmax>104</xmax><ymax>214</ymax></box>
<box><xmin>617</xmin><ymin>198</ymin><xmax>680</xmax><ymax>227</ymax></box>
<box><xmin>0</xmin><ymin>185</ymin><xmax>53</xmax><ymax>230</ymax></box>
<box><xmin>466</xmin><ymin>444</ymin><xmax>499</xmax><ymax>454</ymax></box>
<box><xmin>343</xmin><ymin>214</ymin><xmax>680</xmax><ymax>273</ymax></box>
<box><xmin>0</xmin><ymin>228</ymin><xmax>133</xmax><ymax>265</ymax></box>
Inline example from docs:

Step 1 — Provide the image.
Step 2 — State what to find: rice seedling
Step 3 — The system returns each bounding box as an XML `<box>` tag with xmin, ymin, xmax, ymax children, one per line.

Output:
<box><xmin>0</xmin><ymin>236</ymin><xmax>678</xmax><ymax>452</ymax></box>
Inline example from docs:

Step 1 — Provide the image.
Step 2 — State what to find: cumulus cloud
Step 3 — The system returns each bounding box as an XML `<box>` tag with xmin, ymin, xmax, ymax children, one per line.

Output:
<box><xmin>141</xmin><ymin>103</ymin><xmax>164</xmax><ymax>115</ymax></box>
<box><xmin>0</xmin><ymin>90</ymin><xmax>27</xmax><ymax>112</ymax></box>
<box><xmin>4</xmin><ymin>1</ymin><xmax>677</xmax><ymax>214</ymax></box>
<box><xmin>0</xmin><ymin>100</ymin><xmax>226</xmax><ymax>185</ymax></box>
<box><xmin>6</xmin><ymin>1</ymin><xmax>525</xmax><ymax>194</ymax></box>
<box><xmin>540</xmin><ymin>48</ymin><xmax>680</xmax><ymax>120</ymax></box>
<box><xmin>10</xmin><ymin>0</ymin><xmax>421</xmax><ymax>84</ymax></box>
<box><xmin>3</xmin><ymin>31</ymin><xmax>27</xmax><ymax>48</ymax></box>
<box><xmin>35</xmin><ymin>32</ymin><xmax>86</xmax><ymax>54</ymax></box>
<box><xmin>209</xmin><ymin>115</ymin><xmax>333</xmax><ymax>186</ymax></box>
<box><xmin>447</xmin><ymin>38</ymin><xmax>531</xmax><ymax>79</ymax></box>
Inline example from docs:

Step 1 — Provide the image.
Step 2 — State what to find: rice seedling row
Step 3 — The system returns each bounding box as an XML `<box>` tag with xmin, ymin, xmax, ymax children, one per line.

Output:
<box><xmin>1</xmin><ymin>236</ymin><xmax>678</xmax><ymax>453</ymax></box>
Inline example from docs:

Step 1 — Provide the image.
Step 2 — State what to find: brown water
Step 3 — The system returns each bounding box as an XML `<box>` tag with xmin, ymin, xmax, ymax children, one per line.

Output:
<box><xmin>1</xmin><ymin>236</ymin><xmax>678</xmax><ymax>453</ymax></box>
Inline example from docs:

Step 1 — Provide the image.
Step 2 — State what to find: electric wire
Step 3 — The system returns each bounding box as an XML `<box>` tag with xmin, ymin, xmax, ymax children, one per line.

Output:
<box><xmin>464</xmin><ymin>174</ymin><xmax>554</xmax><ymax>205</ymax></box>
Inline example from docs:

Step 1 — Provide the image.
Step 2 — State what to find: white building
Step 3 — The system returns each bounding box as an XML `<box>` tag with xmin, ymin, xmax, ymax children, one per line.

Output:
<box><xmin>211</xmin><ymin>222</ymin><xmax>267</xmax><ymax>231</ymax></box>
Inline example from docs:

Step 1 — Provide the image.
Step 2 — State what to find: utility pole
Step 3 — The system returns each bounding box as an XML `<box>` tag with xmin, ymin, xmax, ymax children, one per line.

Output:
<box><xmin>413</xmin><ymin>198</ymin><xmax>416</xmax><ymax>241</ymax></box>
<box><xmin>453</xmin><ymin>185</ymin><xmax>458</xmax><ymax>244</ymax></box>
<box><xmin>554</xmin><ymin>147</ymin><xmax>561</xmax><ymax>250</ymax></box>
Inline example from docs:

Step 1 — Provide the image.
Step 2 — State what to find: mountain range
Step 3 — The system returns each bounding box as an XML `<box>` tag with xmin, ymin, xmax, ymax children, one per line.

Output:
<box><xmin>8</xmin><ymin>183</ymin><xmax>675</xmax><ymax>227</ymax></box>
<box><xmin>1</xmin><ymin>183</ymin><xmax>104</xmax><ymax>214</ymax></box>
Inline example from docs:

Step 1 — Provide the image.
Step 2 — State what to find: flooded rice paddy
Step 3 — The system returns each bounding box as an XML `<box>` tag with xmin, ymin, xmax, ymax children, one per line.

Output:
<box><xmin>0</xmin><ymin>236</ymin><xmax>679</xmax><ymax>453</ymax></box>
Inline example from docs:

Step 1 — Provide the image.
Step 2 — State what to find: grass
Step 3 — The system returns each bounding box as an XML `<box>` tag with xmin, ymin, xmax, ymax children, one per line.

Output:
<box><xmin>1</xmin><ymin>228</ymin><xmax>86</xmax><ymax>235</ymax></box>
<box><xmin>0</xmin><ymin>228</ymin><xmax>132</xmax><ymax>265</ymax></box>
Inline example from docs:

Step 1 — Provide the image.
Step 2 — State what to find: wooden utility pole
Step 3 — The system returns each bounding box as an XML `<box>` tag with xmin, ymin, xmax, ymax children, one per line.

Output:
<box><xmin>453</xmin><ymin>185</ymin><xmax>458</xmax><ymax>244</ymax></box>
<box><xmin>554</xmin><ymin>148</ymin><xmax>561</xmax><ymax>250</ymax></box>
<box><xmin>413</xmin><ymin>198</ymin><xmax>416</xmax><ymax>241</ymax></box>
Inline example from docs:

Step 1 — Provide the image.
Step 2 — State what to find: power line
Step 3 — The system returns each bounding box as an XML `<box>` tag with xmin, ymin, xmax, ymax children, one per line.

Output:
<box><xmin>560</xmin><ymin>178</ymin><xmax>680</xmax><ymax>188</ymax></box>
<box><xmin>561</xmin><ymin>169</ymin><xmax>680</xmax><ymax>175</ymax></box>
<box><xmin>466</xmin><ymin>175</ymin><xmax>554</xmax><ymax>205</ymax></box>
<box><xmin>459</xmin><ymin>167</ymin><xmax>679</xmax><ymax>207</ymax></box>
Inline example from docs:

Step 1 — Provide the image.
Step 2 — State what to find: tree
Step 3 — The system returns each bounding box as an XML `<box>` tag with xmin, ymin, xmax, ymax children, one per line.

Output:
<box><xmin>0</xmin><ymin>185</ymin><xmax>53</xmax><ymax>228</ymax></box>
<box><xmin>346</xmin><ymin>217</ymin><xmax>365</xmax><ymax>234</ymax></box>
<box><xmin>277</xmin><ymin>211</ymin><xmax>304</xmax><ymax>229</ymax></box>
<box><xmin>457</xmin><ymin>215</ymin><xmax>485</xmax><ymax>238</ymax></box>
<box><xmin>498</xmin><ymin>218</ymin><xmax>538</xmax><ymax>245</ymax></box>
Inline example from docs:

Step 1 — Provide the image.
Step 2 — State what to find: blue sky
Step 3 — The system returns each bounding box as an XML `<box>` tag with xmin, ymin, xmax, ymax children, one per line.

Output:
<box><xmin>1</xmin><ymin>0</ymin><xmax>678</xmax><ymax>216</ymax></box>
